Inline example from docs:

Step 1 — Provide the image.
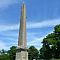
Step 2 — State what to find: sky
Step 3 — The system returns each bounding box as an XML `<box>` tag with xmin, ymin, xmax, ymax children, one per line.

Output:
<box><xmin>0</xmin><ymin>0</ymin><xmax>60</xmax><ymax>50</ymax></box>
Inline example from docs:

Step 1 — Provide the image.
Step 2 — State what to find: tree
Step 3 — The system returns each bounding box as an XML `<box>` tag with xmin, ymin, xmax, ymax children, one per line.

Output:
<box><xmin>8</xmin><ymin>46</ymin><xmax>16</xmax><ymax>60</ymax></box>
<box><xmin>0</xmin><ymin>54</ymin><xmax>10</xmax><ymax>60</ymax></box>
<box><xmin>0</xmin><ymin>49</ymin><xmax>9</xmax><ymax>60</ymax></box>
<box><xmin>28</xmin><ymin>46</ymin><xmax>39</xmax><ymax>60</ymax></box>
<box><xmin>0</xmin><ymin>49</ymin><xmax>7</xmax><ymax>55</ymax></box>
<box><xmin>40</xmin><ymin>25</ymin><xmax>60</xmax><ymax>59</ymax></box>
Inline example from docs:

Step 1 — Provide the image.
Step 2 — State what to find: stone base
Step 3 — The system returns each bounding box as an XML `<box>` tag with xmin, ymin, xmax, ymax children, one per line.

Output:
<box><xmin>15</xmin><ymin>46</ymin><xmax>28</xmax><ymax>60</ymax></box>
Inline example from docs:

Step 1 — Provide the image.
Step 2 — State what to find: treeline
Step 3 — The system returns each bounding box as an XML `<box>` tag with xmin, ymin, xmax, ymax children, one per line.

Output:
<box><xmin>0</xmin><ymin>46</ymin><xmax>39</xmax><ymax>60</ymax></box>
<box><xmin>0</xmin><ymin>46</ymin><xmax>16</xmax><ymax>60</ymax></box>
<box><xmin>0</xmin><ymin>25</ymin><xmax>60</xmax><ymax>60</ymax></box>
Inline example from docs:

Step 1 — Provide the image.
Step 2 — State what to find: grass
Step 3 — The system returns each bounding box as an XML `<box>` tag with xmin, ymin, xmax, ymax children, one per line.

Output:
<box><xmin>56</xmin><ymin>59</ymin><xmax>60</xmax><ymax>60</ymax></box>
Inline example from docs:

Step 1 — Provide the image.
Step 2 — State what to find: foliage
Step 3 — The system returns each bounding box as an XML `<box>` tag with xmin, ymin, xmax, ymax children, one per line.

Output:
<box><xmin>0</xmin><ymin>49</ymin><xmax>7</xmax><ymax>55</ymax></box>
<box><xmin>0</xmin><ymin>46</ymin><xmax>39</xmax><ymax>60</ymax></box>
<box><xmin>28</xmin><ymin>46</ymin><xmax>39</xmax><ymax>60</ymax></box>
<box><xmin>0</xmin><ymin>54</ymin><xmax>10</xmax><ymax>60</ymax></box>
<box><xmin>0</xmin><ymin>49</ymin><xmax>9</xmax><ymax>60</ymax></box>
<box><xmin>0</xmin><ymin>46</ymin><xmax>16</xmax><ymax>60</ymax></box>
<box><xmin>40</xmin><ymin>25</ymin><xmax>60</xmax><ymax>59</ymax></box>
<box><xmin>8</xmin><ymin>46</ymin><xmax>16</xmax><ymax>60</ymax></box>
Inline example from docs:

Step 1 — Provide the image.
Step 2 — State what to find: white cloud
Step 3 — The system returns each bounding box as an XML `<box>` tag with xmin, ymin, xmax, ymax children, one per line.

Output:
<box><xmin>0</xmin><ymin>18</ymin><xmax>60</xmax><ymax>32</ymax></box>
<box><xmin>0</xmin><ymin>32</ymin><xmax>19</xmax><ymax>37</ymax></box>
<box><xmin>0</xmin><ymin>24</ymin><xmax>19</xmax><ymax>32</ymax></box>
<box><xmin>0</xmin><ymin>0</ymin><xmax>17</xmax><ymax>8</ymax></box>
<box><xmin>2</xmin><ymin>37</ymin><xmax>18</xmax><ymax>41</ymax></box>
<box><xmin>27</xmin><ymin>37</ymin><xmax>44</xmax><ymax>46</ymax></box>
<box><xmin>27</xmin><ymin>31</ymin><xmax>53</xmax><ymax>50</ymax></box>
<box><xmin>0</xmin><ymin>41</ymin><xmax>9</xmax><ymax>50</ymax></box>
<box><xmin>0</xmin><ymin>37</ymin><xmax>18</xmax><ymax>50</ymax></box>
<box><xmin>27</xmin><ymin>18</ymin><xmax>60</xmax><ymax>29</ymax></box>
<box><xmin>0</xmin><ymin>31</ymin><xmax>53</xmax><ymax>50</ymax></box>
<box><xmin>27</xmin><ymin>37</ymin><xmax>44</xmax><ymax>50</ymax></box>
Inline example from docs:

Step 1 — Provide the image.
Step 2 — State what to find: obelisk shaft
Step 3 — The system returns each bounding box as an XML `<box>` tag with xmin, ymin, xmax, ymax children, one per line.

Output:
<box><xmin>16</xmin><ymin>4</ymin><xmax>28</xmax><ymax>60</ymax></box>
<box><xmin>18</xmin><ymin>4</ymin><xmax>27</xmax><ymax>48</ymax></box>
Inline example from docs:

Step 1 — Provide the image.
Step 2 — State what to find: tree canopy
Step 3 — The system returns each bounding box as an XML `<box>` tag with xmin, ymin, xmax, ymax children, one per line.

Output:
<box><xmin>28</xmin><ymin>46</ymin><xmax>39</xmax><ymax>60</ymax></box>
<box><xmin>8</xmin><ymin>46</ymin><xmax>16</xmax><ymax>60</ymax></box>
<box><xmin>40</xmin><ymin>25</ymin><xmax>60</xmax><ymax>59</ymax></box>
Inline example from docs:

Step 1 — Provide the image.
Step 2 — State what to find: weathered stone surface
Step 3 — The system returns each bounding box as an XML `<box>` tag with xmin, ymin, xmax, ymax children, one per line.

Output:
<box><xmin>16</xmin><ymin>46</ymin><xmax>28</xmax><ymax>50</ymax></box>
<box><xmin>18</xmin><ymin>3</ymin><xmax>27</xmax><ymax>48</ymax></box>
<box><xmin>16</xmin><ymin>50</ymin><xmax>28</xmax><ymax>60</ymax></box>
<box><xmin>15</xmin><ymin>3</ymin><xmax>28</xmax><ymax>60</ymax></box>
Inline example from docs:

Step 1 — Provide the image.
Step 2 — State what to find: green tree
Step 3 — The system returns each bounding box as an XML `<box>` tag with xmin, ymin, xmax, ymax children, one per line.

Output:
<box><xmin>28</xmin><ymin>46</ymin><xmax>39</xmax><ymax>60</ymax></box>
<box><xmin>40</xmin><ymin>25</ymin><xmax>60</xmax><ymax>59</ymax></box>
<box><xmin>0</xmin><ymin>49</ymin><xmax>9</xmax><ymax>60</ymax></box>
<box><xmin>0</xmin><ymin>49</ymin><xmax>7</xmax><ymax>55</ymax></box>
<box><xmin>8</xmin><ymin>46</ymin><xmax>16</xmax><ymax>60</ymax></box>
<box><xmin>0</xmin><ymin>54</ymin><xmax>10</xmax><ymax>60</ymax></box>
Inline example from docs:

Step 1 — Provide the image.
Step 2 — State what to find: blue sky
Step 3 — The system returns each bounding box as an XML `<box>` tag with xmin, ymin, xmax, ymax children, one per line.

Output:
<box><xmin>0</xmin><ymin>0</ymin><xmax>60</xmax><ymax>50</ymax></box>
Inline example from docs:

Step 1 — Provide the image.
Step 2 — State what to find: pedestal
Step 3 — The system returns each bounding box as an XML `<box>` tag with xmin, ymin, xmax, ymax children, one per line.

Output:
<box><xmin>15</xmin><ymin>46</ymin><xmax>28</xmax><ymax>60</ymax></box>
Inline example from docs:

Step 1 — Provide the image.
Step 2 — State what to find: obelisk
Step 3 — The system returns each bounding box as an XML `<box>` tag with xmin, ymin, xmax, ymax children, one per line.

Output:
<box><xmin>16</xmin><ymin>3</ymin><xmax>28</xmax><ymax>60</ymax></box>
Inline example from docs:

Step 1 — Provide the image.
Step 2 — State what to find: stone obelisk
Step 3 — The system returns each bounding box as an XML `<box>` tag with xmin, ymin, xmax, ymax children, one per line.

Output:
<box><xmin>16</xmin><ymin>3</ymin><xmax>28</xmax><ymax>60</ymax></box>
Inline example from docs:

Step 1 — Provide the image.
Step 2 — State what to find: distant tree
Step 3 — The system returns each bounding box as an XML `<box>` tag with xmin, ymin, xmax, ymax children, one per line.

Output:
<box><xmin>0</xmin><ymin>49</ymin><xmax>9</xmax><ymax>60</ymax></box>
<box><xmin>0</xmin><ymin>54</ymin><xmax>10</xmax><ymax>60</ymax></box>
<box><xmin>0</xmin><ymin>49</ymin><xmax>7</xmax><ymax>55</ymax></box>
<box><xmin>28</xmin><ymin>46</ymin><xmax>39</xmax><ymax>60</ymax></box>
<box><xmin>8</xmin><ymin>46</ymin><xmax>16</xmax><ymax>60</ymax></box>
<box><xmin>40</xmin><ymin>25</ymin><xmax>60</xmax><ymax>59</ymax></box>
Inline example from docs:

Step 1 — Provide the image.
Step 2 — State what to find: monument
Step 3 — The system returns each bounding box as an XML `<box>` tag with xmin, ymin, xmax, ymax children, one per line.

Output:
<box><xmin>16</xmin><ymin>3</ymin><xmax>28</xmax><ymax>60</ymax></box>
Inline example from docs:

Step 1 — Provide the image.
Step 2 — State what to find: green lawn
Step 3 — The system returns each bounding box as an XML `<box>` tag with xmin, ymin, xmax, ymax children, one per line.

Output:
<box><xmin>51</xmin><ymin>59</ymin><xmax>60</xmax><ymax>60</ymax></box>
<box><xmin>56</xmin><ymin>59</ymin><xmax>60</xmax><ymax>60</ymax></box>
